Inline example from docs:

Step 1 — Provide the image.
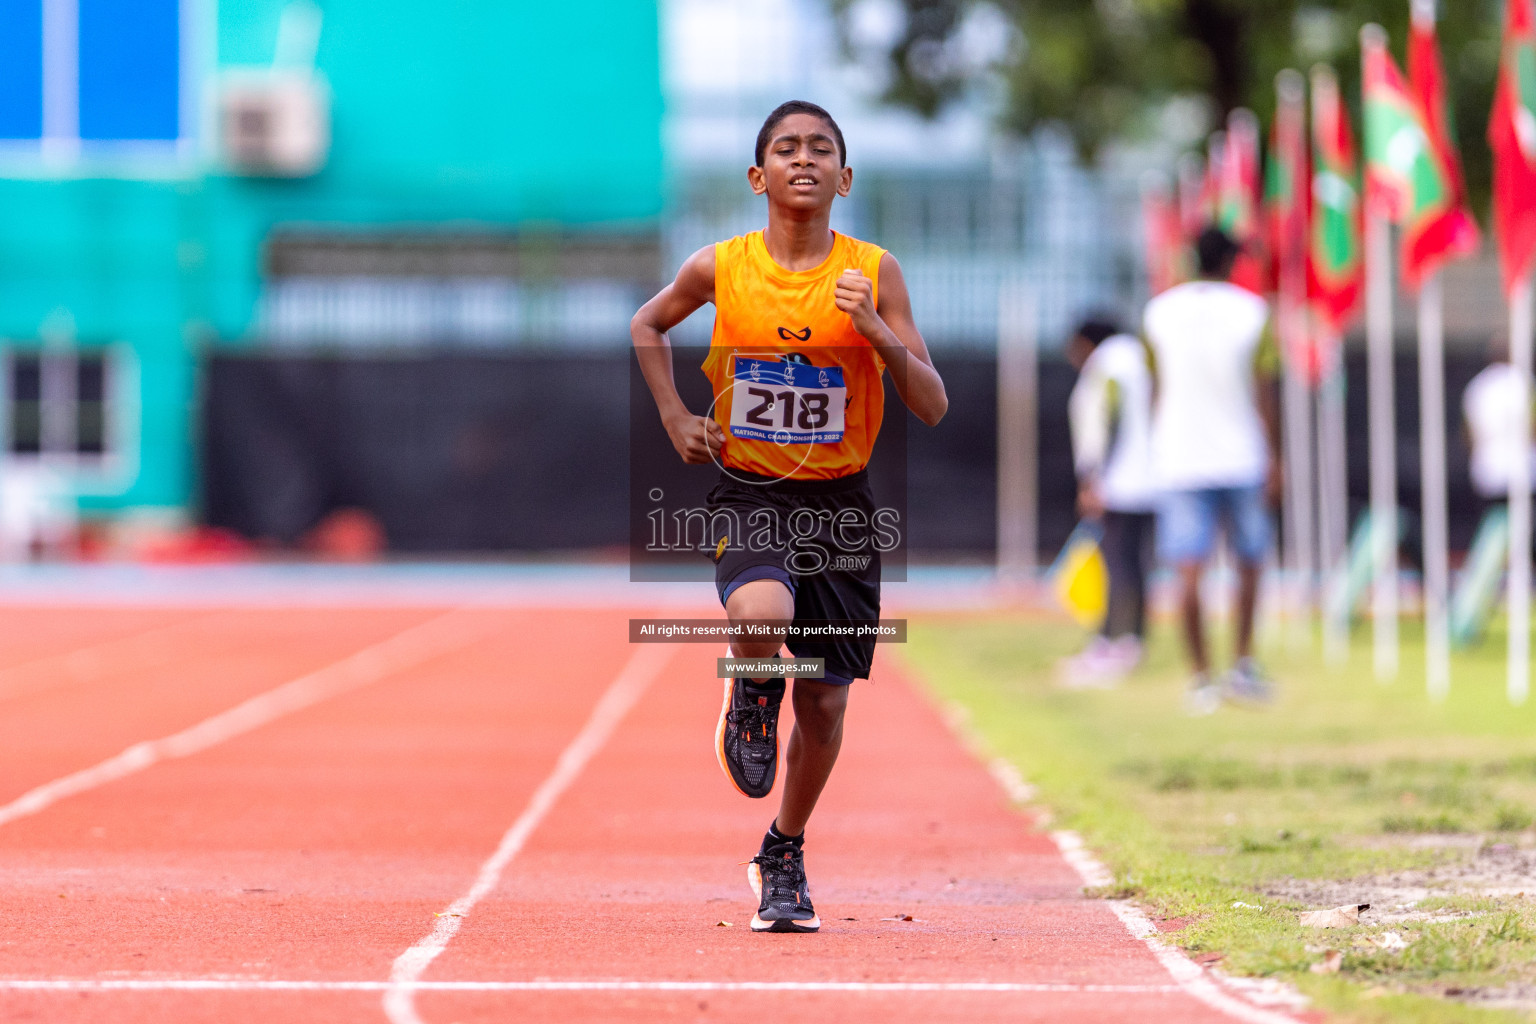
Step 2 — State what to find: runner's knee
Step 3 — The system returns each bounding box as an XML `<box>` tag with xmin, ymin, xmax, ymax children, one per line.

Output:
<box><xmin>726</xmin><ymin>578</ymin><xmax>794</xmax><ymax>658</ymax></box>
<box><xmin>792</xmin><ymin>681</ymin><xmax>848</xmax><ymax>744</ymax></box>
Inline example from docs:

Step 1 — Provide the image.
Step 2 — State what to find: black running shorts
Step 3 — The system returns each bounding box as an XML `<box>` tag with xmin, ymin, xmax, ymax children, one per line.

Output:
<box><xmin>706</xmin><ymin>469</ymin><xmax>883</xmax><ymax>685</ymax></box>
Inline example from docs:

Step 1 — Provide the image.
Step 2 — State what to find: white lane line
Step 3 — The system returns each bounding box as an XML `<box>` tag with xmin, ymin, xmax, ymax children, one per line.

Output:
<box><xmin>0</xmin><ymin>978</ymin><xmax>1183</xmax><ymax>994</ymax></box>
<box><xmin>383</xmin><ymin>642</ymin><xmax>675</xmax><ymax>1024</ymax></box>
<box><xmin>0</xmin><ymin>609</ymin><xmax>495</xmax><ymax>830</ymax></box>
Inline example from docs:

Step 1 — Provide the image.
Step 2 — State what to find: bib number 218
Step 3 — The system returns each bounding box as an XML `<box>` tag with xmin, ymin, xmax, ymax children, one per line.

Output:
<box><xmin>728</xmin><ymin>355</ymin><xmax>846</xmax><ymax>444</ymax></box>
<box><xmin>742</xmin><ymin>388</ymin><xmax>831</xmax><ymax>430</ymax></box>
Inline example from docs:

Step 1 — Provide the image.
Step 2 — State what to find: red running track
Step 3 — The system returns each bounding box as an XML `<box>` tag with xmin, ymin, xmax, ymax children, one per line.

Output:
<box><xmin>0</xmin><ymin>604</ymin><xmax>1305</xmax><ymax>1023</ymax></box>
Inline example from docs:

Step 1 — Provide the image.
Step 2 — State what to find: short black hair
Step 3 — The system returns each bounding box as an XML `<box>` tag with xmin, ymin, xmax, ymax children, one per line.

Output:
<box><xmin>755</xmin><ymin>100</ymin><xmax>846</xmax><ymax>167</ymax></box>
<box><xmin>1195</xmin><ymin>225</ymin><xmax>1242</xmax><ymax>278</ymax></box>
<box><xmin>1073</xmin><ymin>315</ymin><xmax>1122</xmax><ymax>347</ymax></box>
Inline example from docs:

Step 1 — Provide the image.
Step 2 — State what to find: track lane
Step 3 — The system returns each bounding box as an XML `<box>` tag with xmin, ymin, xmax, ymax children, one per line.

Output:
<box><xmin>0</xmin><ymin>607</ymin><xmax>443</xmax><ymax>800</ymax></box>
<box><xmin>0</xmin><ymin>607</ymin><xmax>204</xmax><ymax>675</ymax></box>
<box><xmin>0</xmin><ymin>608</ymin><xmax>644</xmax><ymax>1020</ymax></box>
<box><xmin>414</xmin><ymin>635</ymin><xmax>1276</xmax><ymax>1023</ymax></box>
<box><xmin>0</xmin><ymin>604</ymin><xmax>1303</xmax><ymax>1024</ymax></box>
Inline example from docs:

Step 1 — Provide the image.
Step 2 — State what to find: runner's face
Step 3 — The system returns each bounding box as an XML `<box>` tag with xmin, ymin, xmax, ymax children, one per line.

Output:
<box><xmin>750</xmin><ymin>113</ymin><xmax>851</xmax><ymax>208</ymax></box>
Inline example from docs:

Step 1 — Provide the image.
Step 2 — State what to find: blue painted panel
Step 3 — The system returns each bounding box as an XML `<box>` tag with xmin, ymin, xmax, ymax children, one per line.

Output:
<box><xmin>79</xmin><ymin>0</ymin><xmax>179</xmax><ymax>141</ymax></box>
<box><xmin>0</xmin><ymin>0</ymin><xmax>42</xmax><ymax>139</ymax></box>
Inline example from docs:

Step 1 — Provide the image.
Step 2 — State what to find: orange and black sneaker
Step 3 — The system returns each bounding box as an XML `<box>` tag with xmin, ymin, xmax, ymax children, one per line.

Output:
<box><xmin>715</xmin><ymin>676</ymin><xmax>785</xmax><ymax>798</ymax></box>
<box><xmin>748</xmin><ymin>841</ymin><xmax>820</xmax><ymax>932</ymax></box>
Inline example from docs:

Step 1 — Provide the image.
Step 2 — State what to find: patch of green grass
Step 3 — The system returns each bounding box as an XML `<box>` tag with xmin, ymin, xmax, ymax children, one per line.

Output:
<box><xmin>903</xmin><ymin>611</ymin><xmax>1536</xmax><ymax>1023</ymax></box>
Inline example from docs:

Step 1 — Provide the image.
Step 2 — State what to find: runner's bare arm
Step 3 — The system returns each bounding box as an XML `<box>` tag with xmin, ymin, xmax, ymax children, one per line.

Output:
<box><xmin>631</xmin><ymin>246</ymin><xmax>725</xmax><ymax>465</ymax></box>
<box><xmin>834</xmin><ymin>253</ymin><xmax>947</xmax><ymax>426</ymax></box>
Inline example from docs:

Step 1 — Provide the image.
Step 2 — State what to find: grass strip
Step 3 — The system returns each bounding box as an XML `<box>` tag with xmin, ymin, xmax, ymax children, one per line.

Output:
<box><xmin>903</xmin><ymin>610</ymin><xmax>1536</xmax><ymax>1023</ymax></box>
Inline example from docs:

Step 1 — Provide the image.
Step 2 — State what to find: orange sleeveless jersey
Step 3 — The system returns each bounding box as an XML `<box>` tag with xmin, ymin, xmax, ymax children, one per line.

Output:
<box><xmin>703</xmin><ymin>230</ymin><xmax>887</xmax><ymax>480</ymax></box>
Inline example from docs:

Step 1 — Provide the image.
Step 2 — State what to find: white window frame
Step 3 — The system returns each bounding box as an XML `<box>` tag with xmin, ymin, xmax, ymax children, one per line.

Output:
<box><xmin>0</xmin><ymin>0</ymin><xmax>210</xmax><ymax>179</ymax></box>
<box><xmin>0</xmin><ymin>342</ymin><xmax>140</xmax><ymax>496</ymax></box>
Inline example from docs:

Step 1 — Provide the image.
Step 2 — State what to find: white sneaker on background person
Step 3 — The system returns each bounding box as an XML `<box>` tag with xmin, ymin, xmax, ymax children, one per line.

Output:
<box><xmin>1056</xmin><ymin>635</ymin><xmax>1141</xmax><ymax>689</ymax></box>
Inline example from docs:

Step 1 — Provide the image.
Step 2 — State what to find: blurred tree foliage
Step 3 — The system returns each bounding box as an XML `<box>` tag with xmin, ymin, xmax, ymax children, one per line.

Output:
<box><xmin>835</xmin><ymin>0</ymin><xmax>1504</xmax><ymax>210</ymax></box>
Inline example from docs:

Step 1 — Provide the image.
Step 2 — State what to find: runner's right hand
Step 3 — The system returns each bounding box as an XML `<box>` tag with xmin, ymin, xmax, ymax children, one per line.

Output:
<box><xmin>665</xmin><ymin>412</ymin><xmax>724</xmax><ymax>465</ymax></box>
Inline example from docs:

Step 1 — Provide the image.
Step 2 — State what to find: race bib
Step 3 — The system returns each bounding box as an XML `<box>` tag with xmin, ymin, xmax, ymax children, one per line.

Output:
<box><xmin>728</xmin><ymin>355</ymin><xmax>846</xmax><ymax>444</ymax></box>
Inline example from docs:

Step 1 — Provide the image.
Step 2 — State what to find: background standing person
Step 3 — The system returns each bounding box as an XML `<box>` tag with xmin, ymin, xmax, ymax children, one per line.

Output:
<box><xmin>1144</xmin><ymin>226</ymin><xmax>1282</xmax><ymax>714</ymax></box>
<box><xmin>1464</xmin><ymin>338</ymin><xmax>1536</xmax><ymax>522</ymax></box>
<box><xmin>1058</xmin><ymin>315</ymin><xmax>1157</xmax><ymax>686</ymax></box>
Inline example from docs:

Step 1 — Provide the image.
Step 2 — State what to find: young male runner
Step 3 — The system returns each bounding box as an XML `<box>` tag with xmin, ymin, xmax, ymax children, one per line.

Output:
<box><xmin>631</xmin><ymin>100</ymin><xmax>947</xmax><ymax>932</ymax></box>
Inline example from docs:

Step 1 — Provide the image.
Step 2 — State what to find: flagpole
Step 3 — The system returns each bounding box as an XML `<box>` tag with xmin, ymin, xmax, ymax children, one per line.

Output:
<box><xmin>1510</xmin><ymin>274</ymin><xmax>1534</xmax><ymax>704</ymax></box>
<box><xmin>1419</xmin><ymin>272</ymin><xmax>1450</xmax><ymax>699</ymax></box>
<box><xmin>1365</xmin><ymin>204</ymin><xmax>1399</xmax><ymax>681</ymax></box>
<box><xmin>1274</xmin><ymin>70</ymin><xmax>1315</xmax><ymax>639</ymax></box>
<box><xmin>1282</xmin><ymin>337</ymin><xmax>1316</xmax><ymax>633</ymax></box>
<box><xmin>1320</xmin><ymin>350</ymin><xmax>1350</xmax><ymax>664</ymax></box>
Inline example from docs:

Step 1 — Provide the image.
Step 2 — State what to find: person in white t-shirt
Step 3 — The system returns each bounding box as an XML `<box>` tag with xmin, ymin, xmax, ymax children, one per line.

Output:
<box><xmin>1059</xmin><ymin>315</ymin><xmax>1157</xmax><ymax>685</ymax></box>
<box><xmin>1463</xmin><ymin>342</ymin><xmax>1536</xmax><ymax>508</ymax></box>
<box><xmin>1143</xmin><ymin>227</ymin><xmax>1282</xmax><ymax>713</ymax></box>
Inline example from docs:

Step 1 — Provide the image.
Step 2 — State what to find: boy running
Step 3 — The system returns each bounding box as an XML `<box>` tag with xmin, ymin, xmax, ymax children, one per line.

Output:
<box><xmin>631</xmin><ymin>100</ymin><xmax>947</xmax><ymax>932</ymax></box>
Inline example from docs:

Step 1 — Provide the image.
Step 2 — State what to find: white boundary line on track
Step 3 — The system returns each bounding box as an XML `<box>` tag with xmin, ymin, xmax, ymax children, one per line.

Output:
<box><xmin>0</xmin><ymin>609</ymin><xmax>494</xmax><ymax>830</ymax></box>
<box><xmin>936</xmin><ymin>700</ymin><xmax>1309</xmax><ymax>1024</ymax></box>
<box><xmin>0</xmin><ymin>979</ymin><xmax>1182</xmax><ymax>994</ymax></box>
<box><xmin>382</xmin><ymin>642</ymin><xmax>675</xmax><ymax>1024</ymax></box>
<box><xmin>1046</xmin><ymin>830</ymin><xmax>1309</xmax><ymax>1024</ymax></box>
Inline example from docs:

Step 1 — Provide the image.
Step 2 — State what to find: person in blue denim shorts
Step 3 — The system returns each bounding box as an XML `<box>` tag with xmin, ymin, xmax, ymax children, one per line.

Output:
<box><xmin>1143</xmin><ymin>228</ymin><xmax>1282</xmax><ymax>713</ymax></box>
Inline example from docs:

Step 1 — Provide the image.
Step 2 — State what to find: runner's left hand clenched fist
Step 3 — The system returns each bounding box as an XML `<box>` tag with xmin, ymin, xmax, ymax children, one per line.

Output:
<box><xmin>834</xmin><ymin>269</ymin><xmax>880</xmax><ymax>338</ymax></box>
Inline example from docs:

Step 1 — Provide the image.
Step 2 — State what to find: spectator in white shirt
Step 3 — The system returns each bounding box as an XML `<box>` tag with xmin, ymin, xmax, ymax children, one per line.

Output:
<box><xmin>1463</xmin><ymin>340</ymin><xmax>1536</xmax><ymax>512</ymax></box>
<box><xmin>1058</xmin><ymin>315</ymin><xmax>1157</xmax><ymax>685</ymax></box>
<box><xmin>1143</xmin><ymin>227</ymin><xmax>1282</xmax><ymax>713</ymax></box>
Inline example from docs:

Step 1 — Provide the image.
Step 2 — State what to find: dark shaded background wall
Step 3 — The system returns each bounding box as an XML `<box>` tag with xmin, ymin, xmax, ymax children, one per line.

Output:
<box><xmin>200</xmin><ymin>349</ymin><xmax>1488</xmax><ymax>559</ymax></box>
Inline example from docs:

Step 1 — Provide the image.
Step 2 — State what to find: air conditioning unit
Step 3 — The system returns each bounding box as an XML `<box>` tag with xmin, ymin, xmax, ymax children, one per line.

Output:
<box><xmin>219</xmin><ymin>70</ymin><xmax>330</xmax><ymax>178</ymax></box>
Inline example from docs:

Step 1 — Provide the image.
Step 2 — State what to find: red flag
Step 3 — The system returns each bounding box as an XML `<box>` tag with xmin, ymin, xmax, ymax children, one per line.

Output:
<box><xmin>1404</xmin><ymin>0</ymin><xmax>1480</xmax><ymax>288</ymax></box>
<box><xmin>1490</xmin><ymin>0</ymin><xmax>1536</xmax><ymax>296</ymax></box>
<box><xmin>1309</xmin><ymin>64</ymin><xmax>1364</xmax><ymax>342</ymax></box>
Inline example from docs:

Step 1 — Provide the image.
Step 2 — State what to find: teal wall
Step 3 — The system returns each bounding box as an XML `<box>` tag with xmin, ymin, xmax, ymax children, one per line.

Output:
<box><xmin>0</xmin><ymin>0</ymin><xmax>663</xmax><ymax>514</ymax></box>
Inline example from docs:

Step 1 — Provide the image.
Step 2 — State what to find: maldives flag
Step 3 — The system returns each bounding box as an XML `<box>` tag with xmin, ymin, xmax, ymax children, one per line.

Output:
<box><xmin>1142</xmin><ymin>175</ymin><xmax>1186</xmax><ymax>295</ymax></box>
<box><xmin>1177</xmin><ymin>152</ymin><xmax>1207</xmax><ymax>240</ymax></box>
<box><xmin>1217</xmin><ymin>109</ymin><xmax>1267</xmax><ymax>293</ymax></box>
<box><xmin>1309</xmin><ymin>64</ymin><xmax>1364</xmax><ymax>339</ymax></box>
<box><xmin>1490</xmin><ymin>0</ymin><xmax>1536</xmax><ymax>296</ymax></box>
<box><xmin>1267</xmin><ymin>75</ymin><xmax>1308</xmax><ymax>276</ymax></box>
<box><xmin>1406</xmin><ymin>0</ymin><xmax>1480</xmax><ymax>287</ymax></box>
<box><xmin>1267</xmin><ymin>71</ymin><xmax>1317</xmax><ymax>379</ymax></box>
<box><xmin>1217</xmin><ymin>111</ymin><xmax>1261</xmax><ymax>240</ymax></box>
<box><xmin>1202</xmin><ymin>131</ymin><xmax>1225</xmax><ymax>229</ymax></box>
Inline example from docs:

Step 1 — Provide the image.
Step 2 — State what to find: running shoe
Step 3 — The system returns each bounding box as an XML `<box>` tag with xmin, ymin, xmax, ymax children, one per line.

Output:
<box><xmin>715</xmin><ymin>676</ymin><xmax>785</xmax><ymax>798</ymax></box>
<box><xmin>748</xmin><ymin>842</ymin><xmax>820</xmax><ymax>933</ymax></box>
<box><xmin>1222</xmin><ymin>657</ymin><xmax>1276</xmax><ymax>707</ymax></box>
<box><xmin>1184</xmin><ymin>673</ymin><xmax>1222</xmax><ymax>716</ymax></box>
